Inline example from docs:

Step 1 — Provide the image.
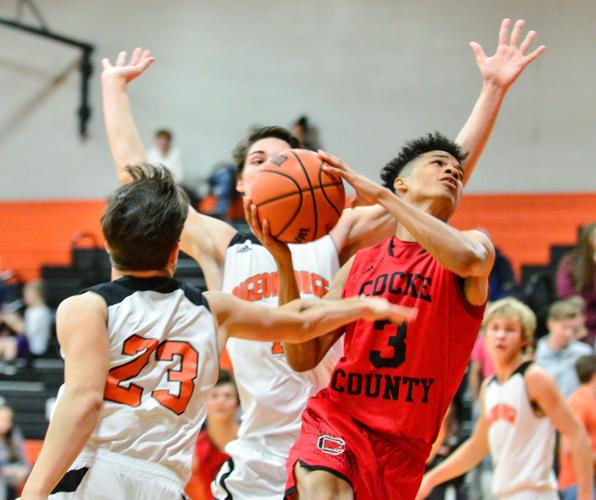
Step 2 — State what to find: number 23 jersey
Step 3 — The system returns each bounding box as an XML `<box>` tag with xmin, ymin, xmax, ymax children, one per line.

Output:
<box><xmin>329</xmin><ymin>236</ymin><xmax>485</xmax><ymax>443</ymax></box>
<box><xmin>78</xmin><ymin>276</ymin><xmax>218</xmax><ymax>483</ymax></box>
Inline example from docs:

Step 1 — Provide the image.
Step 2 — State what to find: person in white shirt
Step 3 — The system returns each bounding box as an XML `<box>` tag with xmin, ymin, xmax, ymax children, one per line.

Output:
<box><xmin>418</xmin><ymin>298</ymin><xmax>593</xmax><ymax>500</ymax></box>
<box><xmin>146</xmin><ymin>129</ymin><xmax>184</xmax><ymax>182</ymax></box>
<box><xmin>0</xmin><ymin>282</ymin><xmax>52</xmax><ymax>362</ymax></box>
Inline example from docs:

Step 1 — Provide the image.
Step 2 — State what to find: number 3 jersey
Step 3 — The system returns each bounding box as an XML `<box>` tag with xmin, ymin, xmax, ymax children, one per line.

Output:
<box><xmin>328</xmin><ymin>236</ymin><xmax>485</xmax><ymax>443</ymax></box>
<box><xmin>72</xmin><ymin>276</ymin><xmax>218</xmax><ymax>483</ymax></box>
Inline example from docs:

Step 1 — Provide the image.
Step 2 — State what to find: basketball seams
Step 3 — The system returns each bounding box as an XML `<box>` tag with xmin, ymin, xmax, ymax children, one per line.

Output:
<box><xmin>255</xmin><ymin>169</ymin><xmax>304</xmax><ymax>239</ymax></box>
<box><xmin>318</xmin><ymin>160</ymin><xmax>342</xmax><ymax>217</ymax></box>
<box><xmin>255</xmin><ymin>183</ymin><xmax>343</xmax><ymax>208</ymax></box>
<box><xmin>290</xmin><ymin>150</ymin><xmax>319</xmax><ymax>240</ymax></box>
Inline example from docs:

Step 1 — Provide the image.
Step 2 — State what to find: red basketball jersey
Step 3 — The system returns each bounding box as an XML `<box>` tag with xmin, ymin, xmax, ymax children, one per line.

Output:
<box><xmin>326</xmin><ymin>236</ymin><xmax>485</xmax><ymax>443</ymax></box>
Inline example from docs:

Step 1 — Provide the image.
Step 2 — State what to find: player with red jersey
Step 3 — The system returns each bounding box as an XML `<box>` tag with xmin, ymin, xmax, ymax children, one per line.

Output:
<box><xmin>284</xmin><ymin>136</ymin><xmax>495</xmax><ymax>499</ymax></box>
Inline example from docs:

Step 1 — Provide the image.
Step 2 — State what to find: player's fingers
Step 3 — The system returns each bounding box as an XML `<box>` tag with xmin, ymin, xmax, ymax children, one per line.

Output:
<box><xmin>322</xmin><ymin>164</ymin><xmax>346</xmax><ymax>179</ymax></box>
<box><xmin>140</xmin><ymin>56</ymin><xmax>155</xmax><ymax>71</ymax></box>
<box><xmin>509</xmin><ymin>19</ymin><xmax>525</xmax><ymax>47</ymax></box>
<box><xmin>262</xmin><ymin>219</ymin><xmax>272</xmax><ymax>240</ymax></box>
<box><xmin>101</xmin><ymin>58</ymin><xmax>112</xmax><ymax>69</ymax></box>
<box><xmin>519</xmin><ymin>30</ymin><xmax>536</xmax><ymax>55</ymax></box>
<box><xmin>392</xmin><ymin>305</ymin><xmax>418</xmax><ymax>322</ymax></box>
<box><xmin>469</xmin><ymin>42</ymin><xmax>486</xmax><ymax>61</ymax></box>
<box><xmin>498</xmin><ymin>18</ymin><xmax>511</xmax><ymax>46</ymax></box>
<box><xmin>130</xmin><ymin>47</ymin><xmax>142</xmax><ymax>66</ymax></box>
<box><xmin>116</xmin><ymin>51</ymin><xmax>127</xmax><ymax>66</ymax></box>
<box><xmin>242</xmin><ymin>197</ymin><xmax>253</xmax><ymax>223</ymax></box>
<box><xmin>318</xmin><ymin>149</ymin><xmax>344</xmax><ymax>168</ymax></box>
<box><xmin>250</xmin><ymin>204</ymin><xmax>263</xmax><ymax>233</ymax></box>
<box><xmin>524</xmin><ymin>44</ymin><xmax>545</xmax><ymax>64</ymax></box>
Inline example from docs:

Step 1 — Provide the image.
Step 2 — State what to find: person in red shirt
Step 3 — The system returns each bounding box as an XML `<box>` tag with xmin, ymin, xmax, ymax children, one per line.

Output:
<box><xmin>185</xmin><ymin>371</ymin><xmax>239</xmax><ymax>500</ymax></box>
<box><xmin>559</xmin><ymin>354</ymin><xmax>596</xmax><ymax>500</ymax></box>
<box><xmin>283</xmin><ymin>132</ymin><xmax>496</xmax><ymax>499</ymax></box>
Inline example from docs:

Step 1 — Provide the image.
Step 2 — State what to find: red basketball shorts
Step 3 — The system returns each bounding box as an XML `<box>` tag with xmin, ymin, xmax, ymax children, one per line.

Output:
<box><xmin>285</xmin><ymin>391</ymin><xmax>432</xmax><ymax>499</ymax></box>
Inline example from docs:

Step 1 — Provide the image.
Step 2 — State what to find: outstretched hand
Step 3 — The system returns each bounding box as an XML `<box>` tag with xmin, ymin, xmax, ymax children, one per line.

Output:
<box><xmin>243</xmin><ymin>197</ymin><xmax>291</xmax><ymax>262</ymax></box>
<box><xmin>319</xmin><ymin>150</ymin><xmax>385</xmax><ymax>208</ymax></box>
<box><xmin>101</xmin><ymin>47</ymin><xmax>155</xmax><ymax>84</ymax></box>
<box><xmin>470</xmin><ymin>18</ymin><xmax>545</xmax><ymax>90</ymax></box>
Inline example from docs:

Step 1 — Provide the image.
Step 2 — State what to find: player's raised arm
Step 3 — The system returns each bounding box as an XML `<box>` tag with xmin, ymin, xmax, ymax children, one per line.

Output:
<box><xmin>243</xmin><ymin>198</ymin><xmax>301</xmax><ymax>306</ymax></box>
<box><xmin>101</xmin><ymin>49</ymin><xmax>236</xmax><ymax>290</ymax></box>
<box><xmin>321</xmin><ymin>151</ymin><xmax>495</xmax><ymax>281</ymax></box>
<box><xmin>456</xmin><ymin>18</ymin><xmax>545</xmax><ymax>185</ymax></box>
<box><xmin>525</xmin><ymin>366</ymin><xmax>593</xmax><ymax>500</ymax></box>
<box><xmin>205</xmin><ymin>290</ymin><xmax>415</xmax><ymax>348</ymax></box>
<box><xmin>416</xmin><ymin>381</ymin><xmax>491</xmax><ymax>499</ymax></box>
<box><xmin>21</xmin><ymin>293</ymin><xmax>109</xmax><ymax>499</ymax></box>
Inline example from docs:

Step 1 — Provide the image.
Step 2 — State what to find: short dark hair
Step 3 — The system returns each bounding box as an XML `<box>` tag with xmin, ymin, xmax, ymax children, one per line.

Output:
<box><xmin>232</xmin><ymin>126</ymin><xmax>300</xmax><ymax>175</ymax></box>
<box><xmin>215</xmin><ymin>369</ymin><xmax>239</xmax><ymax>404</ymax></box>
<box><xmin>575</xmin><ymin>354</ymin><xmax>596</xmax><ymax>384</ymax></box>
<box><xmin>155</xmin><ymin>129</ymin><xmax>172</xmax><ymax>141</ymax></box>
<box><xmin>380</xmin><ymin>132</ymin><xmax>467</xmax><ymax>192</ymax></box>
<box><xmin>102</xmin><ymin>164</ymin><xmax>189</xmax><ymax>271</ymax></box>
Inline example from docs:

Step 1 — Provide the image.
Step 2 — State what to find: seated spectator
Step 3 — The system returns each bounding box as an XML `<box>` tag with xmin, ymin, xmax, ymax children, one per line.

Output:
<box><xmin>558</xmin><ymin>354</ymin><xmax>596</xmax><ymax>500</ymax></box>
<box><xmin>557</xmin><ymin>223</ymin><xmax>596</xmax><ymax>346</ymax></box>
<box><xmin>535</xmin><ymin>299</ymin><xmax>593</xmax><ymax>397</ymax></box>
<box><xmin>0</xmin><ymin>282</ymin><xmax>52</xmax><ymax>365</ymax></box>
<box><xmin>478</xmin><ymin>228</ymin><xmax>517</xmax><ymax>301</ymax></box>
<box><xmin>185</xmin><ymin>370</ymin><xmax>239</xmax><ymax>500</ymax></box>
<box><xmin>147</xmin><ymin>128</ymin><xmax>184</xmax><ymax>183</ymax></box>
<box><xmin>0</xmin><ymin>405</ymin><xmax>29</xmax><ymax>500</ymax></box>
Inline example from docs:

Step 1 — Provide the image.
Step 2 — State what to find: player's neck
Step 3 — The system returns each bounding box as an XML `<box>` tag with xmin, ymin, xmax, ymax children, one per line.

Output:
<box><xmin>494</xmin><ymin>354</ymin><xmax>525</xmax><ymax>383</ymax></box>
<box><xmin>207</xmin><ymin>417</ymin><xmax>239</xmax><ymax>452</ymax></box>
<box><xmin>395</xmin><ymin>225</ymin><xmax>416</xmax><ymax>242</ymax></box>
<box><xmin>111</xmin><ymin>268</ymin><xmax>173</xmax><ymax>280</ymax></box>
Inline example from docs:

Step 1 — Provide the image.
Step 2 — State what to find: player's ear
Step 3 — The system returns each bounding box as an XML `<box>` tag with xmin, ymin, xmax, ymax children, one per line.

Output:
<box><xmin>236</xmin><ymin>178</ymin><xmax>245</xmax><ymax>194</ymax></box>
<box><xmin>394</xmin><ymin>177</ymin><xmax>408</xmax><ymax>196</ymax></box>
<box><xmin>104</xmin><ymin>242</ymin><xmax>112</xmax><ymax>256</ymax></box>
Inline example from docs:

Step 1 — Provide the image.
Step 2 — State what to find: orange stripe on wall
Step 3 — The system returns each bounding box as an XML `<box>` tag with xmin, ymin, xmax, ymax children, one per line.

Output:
<box><xmin>0</xmin><ymin>200</ymin><xmax>106</xmax><ymax>281</ymax></box>
<box><xmin>450</xmin><ymin>193</ymin><xmax>596</xmax><ymax>277</ymax></box>
<box><xmin>0</xmin><ymin>193</ymin><xmax>594</xmax><ymax>282</ymax></box>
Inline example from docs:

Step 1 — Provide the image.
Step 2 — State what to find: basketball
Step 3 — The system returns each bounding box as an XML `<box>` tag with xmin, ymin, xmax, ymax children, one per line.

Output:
<box><xmin>248</xmin><ymin>149</ymin><xmax>345</xmax><ymax>243</ymax></box>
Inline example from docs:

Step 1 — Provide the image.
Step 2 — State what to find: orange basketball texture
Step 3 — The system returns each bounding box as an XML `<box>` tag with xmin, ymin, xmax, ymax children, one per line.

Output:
<box><xmin>249</xmin><ymin>149</ymin><xmax>345</xmax><ymax>243</ymax></box>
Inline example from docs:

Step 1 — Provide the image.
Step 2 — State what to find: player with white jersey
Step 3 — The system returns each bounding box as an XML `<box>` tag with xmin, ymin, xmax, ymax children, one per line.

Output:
<box><xmin>20</xmin><ymin>165</ymin><xmax>413</xmax><ymax>500</ymax></box>
<box><xmin>100</xmin><ymin>21</ymin><xmax>545</xmax><ymax>498</ymax></box>
<box><xmin>418</xmin><ymin>298</ymin><xmax>593</xmax><ymax>500</ymax></box>
<box><xmin>215</xmin><ymin>231</ymin><xmax>343</xmax><ymax>495</ymax></box>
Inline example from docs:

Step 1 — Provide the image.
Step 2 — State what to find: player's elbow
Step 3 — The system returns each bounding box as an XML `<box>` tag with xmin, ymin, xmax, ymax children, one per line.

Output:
<box><xmin>285</xmin><ymin>349</ymin><xmax>319</xmax><ymax>373</ymax></box>
<box><xmin>455</xmin><ymin>247</ymin><xmax>492</xmax><ymax>278</ymax></box>
<box><xmin>68</xmin><ymin>387</ymin><xmax>104</xmax><ymax>419</ymax></box>
<box><xmin>566</xmin><ymin>423</ymin><xmax>590</xmax><ymax>452</ymax></box>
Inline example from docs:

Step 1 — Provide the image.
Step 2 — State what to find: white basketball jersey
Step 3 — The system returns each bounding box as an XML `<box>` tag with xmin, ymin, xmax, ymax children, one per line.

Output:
<box><xmin>72</xmin><ymin>276</ymin><xmax>218</xmax><ymax>484</ymax></box>
<box><xmin>222</xmin><ymin>232</ymin><xmax>342</xmax><ymax>442</ymax></box>
<box><xmin>485</xmin><ymin>362</ymin><xmax>557</xmax><ymax>497</ymax></box>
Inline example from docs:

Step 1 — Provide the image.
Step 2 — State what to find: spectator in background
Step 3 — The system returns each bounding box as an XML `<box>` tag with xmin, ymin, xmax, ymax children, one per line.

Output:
<box><xmin>535</xmin><ymin>299</ymin><xmax>593</xmax><ymax>397</ymax></box>
<box><xmin>557</xmin><ymin>223</ymin><xmax>596</xmax><ymax>347</ymax></box>
<box><xmin>469</xmin><ymin>331</ymin><xmax>496</xmax><ymax>400</ymax></box>
<box><xmin>0</xmin><ymin>282</ymin><xmax>52</xmax><ymax>368</ymax></box>
<box><xmin>558</xmin><ymin>354</ymin><xmax>596</xmax><ymax>500</ymax></box>
<box><xmin>147</xmin><ymin>128</ymin><xmax>184</xmax><ymax>182</ymax></box>
<box><xmin>290</xmin><ymin>115</ymin><xmax>321</xmax><ymax>151</ymax></box>
<box><xmin>0</xmin><ymin>405</ymin><xmax>29</xmax><ymax>500</ymax></box>
<box><xmin>185</xmin><ymin>370</ymin><xmax>240</xmax><ymax>500</ymax></box>
<box><xmin>478</xmin><ymin>228</ymin><xmax>517</xmax><ymax>301</ymax></box>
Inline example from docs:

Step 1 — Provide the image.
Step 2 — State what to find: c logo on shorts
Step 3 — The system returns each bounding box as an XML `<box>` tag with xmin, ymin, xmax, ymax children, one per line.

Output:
<box><xmin>317</xmin><ymin>435</ymin><xmax>346</xmax><ymax>455</ymax></box>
